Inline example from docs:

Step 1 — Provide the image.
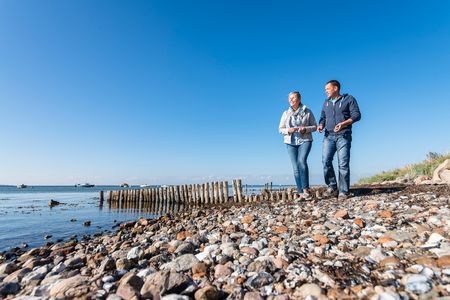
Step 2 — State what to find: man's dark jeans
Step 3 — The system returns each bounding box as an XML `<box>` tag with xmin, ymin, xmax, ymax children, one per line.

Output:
<box><xmin>322</xmin><ymin>132</ymin><xmax>352</xmax><ymax>194</ymax></box>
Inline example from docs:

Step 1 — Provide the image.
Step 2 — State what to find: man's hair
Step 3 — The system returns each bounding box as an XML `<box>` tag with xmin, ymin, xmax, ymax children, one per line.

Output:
<box><xmin>288</xmin><ymin>91</ymin><xmax>301</xmax><ymax>100</ymax></box>
<box><xmin>326</xmin><ymin>80</ymin><xmax>341</xmax><ymax>91</ymax></box>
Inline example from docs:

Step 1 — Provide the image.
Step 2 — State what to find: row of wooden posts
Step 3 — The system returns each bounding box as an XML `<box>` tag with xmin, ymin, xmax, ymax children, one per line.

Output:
<box><xmin>99</xmin><ymin>180</ymin><xmax>295</xmax><ymax>214</ymax></box>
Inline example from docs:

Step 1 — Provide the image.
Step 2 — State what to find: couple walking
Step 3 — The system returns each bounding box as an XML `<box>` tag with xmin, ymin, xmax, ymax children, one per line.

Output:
<box><xmin>279</xmin><ymin>80</ymin><xmax>361</xmax><ymax>200</ymax></box>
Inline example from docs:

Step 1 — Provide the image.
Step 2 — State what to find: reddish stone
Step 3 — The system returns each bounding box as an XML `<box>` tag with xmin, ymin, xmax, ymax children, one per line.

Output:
<box><xmin>241</xmin><ymin>215</ymin><xmax>254</xmax><ymax>224</ymax></box>
<box><xmin>273</xmin><ymin>226</ymin><xmax>288</xmax><ymax>234</ymax></box>
<box><xmin>192</xmin><ymin>262</ymin><xmax>208</xmax><ymax>275</ymax></box>
<box><xmin>437</xmin><ymin>255</ymin><xmax>450</xmax><ymax>268</ymax></box>
<box><xmin>379</xmin><ymin>210</ymin><xmax>393</xmax><ymax>218</ymax></box>
<box><xmin>378</xmin><ymin>236</ymin><xmax>395</xmax><ymax>244</ymax></box>
<box><xmin>240</xmin><ymin>247</ymin><xmax>258</xmax><ymax>256</ymax></box>
<box><xmin>312</xmin><ymin>234</ymin><xmax>330</xmax><ymax>245</ymax></box>
<box><xmin>354</xmin><ymin>218</ymin><xmax>365</xmax><ymax>228</ymax></box>
<box><xmin>176</xmin><ymin>231</ymin><xmax>192</xmax><ymax>241</ymax></box>
<box><xmin>334</xmin><ymin>210</ymin><xmax>349</xmax><ymax>219</ymax></box>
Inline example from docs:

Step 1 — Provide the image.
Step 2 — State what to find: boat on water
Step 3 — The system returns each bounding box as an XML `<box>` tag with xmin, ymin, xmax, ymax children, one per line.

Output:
<box><xmin>76</xmin><ymin>183</ymin><xmax>95</xmax><ymax>188</ymax></box>
<box><xmin>17</xmin><ymin>184</ymin><xmax>27</xmax><ymax>189</ymax></box>
<box><xmin>120</xmin><ymin>183</ymin><xmax>129</xmax><ymax>188</ymax></box>
<box><xmin>140</xmin><ymin>184</ymin><xmax>151</xmax><ymax>188</ymax></box>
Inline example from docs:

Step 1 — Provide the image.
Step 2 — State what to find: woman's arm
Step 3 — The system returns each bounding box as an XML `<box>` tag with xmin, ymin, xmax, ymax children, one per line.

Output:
<box><xmin>278</xmin><ymin>111</ymin><xmax>289</xmax><ymax>135</ymax></box>
<box><xmin>304</xmin><ymin>111</ymin><xmax>317</xmax><ymax>133</ymax></box>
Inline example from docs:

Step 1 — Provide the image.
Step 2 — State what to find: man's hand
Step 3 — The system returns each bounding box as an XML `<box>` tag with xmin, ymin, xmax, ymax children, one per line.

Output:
<box><xmin>334</xmin><ymin>123</ymin><xmax>343</xmax><ymax>132</ymax></box>
<box><xmin>317</xmin><ymin>124</ymin><xmax>324</xmax><ymax>133</ymax></box>
<box><xmin>288</xmin><ymin>127</ymin><xmax>297</xmax><ymax>134</ymax></box>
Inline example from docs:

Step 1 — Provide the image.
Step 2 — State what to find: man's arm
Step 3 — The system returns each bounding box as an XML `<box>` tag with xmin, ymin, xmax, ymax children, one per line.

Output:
<box><xmin>317</xmin><ymin>104</ymin><xmax>326</xmax><ymax>133</ymax></box>
<box><xmin>334</xmin><ymin>96</ymin><xmax>361</xmax><ymax>132</ymax></box>
<box><xmin>349</xmin><ymin>96</ymin><xmax>361</xmax><ymax>123</ymax></box>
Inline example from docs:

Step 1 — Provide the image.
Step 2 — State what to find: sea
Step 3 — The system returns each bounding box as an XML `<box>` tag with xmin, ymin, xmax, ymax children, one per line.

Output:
<box><xmin>0</xmin><ymin>184</ymin><xmax>276</xmax><ymax>252</ymax></box>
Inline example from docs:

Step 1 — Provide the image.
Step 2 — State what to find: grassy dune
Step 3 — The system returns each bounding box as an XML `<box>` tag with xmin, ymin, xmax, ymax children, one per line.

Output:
<box><xmin>358</xmin><ymin>152</ymin><xmax>450</xmax><ymax>184</ymax></box>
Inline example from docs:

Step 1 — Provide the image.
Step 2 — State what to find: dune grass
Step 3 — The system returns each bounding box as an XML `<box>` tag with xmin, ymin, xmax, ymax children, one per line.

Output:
<box><xmin>358</xmin><ymin>152</ymin><xmax>450</xmax><ymax>185</ymax></box>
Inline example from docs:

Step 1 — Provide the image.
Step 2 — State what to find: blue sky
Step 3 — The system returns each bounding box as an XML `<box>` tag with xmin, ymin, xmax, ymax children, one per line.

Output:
<box><xmin>0</xmin><ymin>1</ymin><xmax>449</xmax><ymax>185</ymax></box>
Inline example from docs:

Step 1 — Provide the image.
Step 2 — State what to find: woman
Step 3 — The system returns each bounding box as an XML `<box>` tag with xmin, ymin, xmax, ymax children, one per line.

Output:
<box><xmin>279</xmin><ymin>91</ymin><xmax>317</xmax><ymax>199</ymax></box>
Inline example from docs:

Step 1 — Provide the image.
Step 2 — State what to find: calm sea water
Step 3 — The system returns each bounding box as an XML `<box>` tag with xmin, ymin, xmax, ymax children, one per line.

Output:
<box><xmin>0</xmin><ymin>184</ymin><xmax>274</xmax><ymax>252</ymax></box>
<box><xmin>0</xmin><ymin>185</ymin><xmax>158</xmax><ymax>252</ymax></box>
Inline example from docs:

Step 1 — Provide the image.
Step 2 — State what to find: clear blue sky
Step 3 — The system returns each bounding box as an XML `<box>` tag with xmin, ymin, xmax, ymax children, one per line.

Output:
<box><xmin>1</xmin><ymin>1</ymin><xmax>449</xmax><ymax>185</ymax></box>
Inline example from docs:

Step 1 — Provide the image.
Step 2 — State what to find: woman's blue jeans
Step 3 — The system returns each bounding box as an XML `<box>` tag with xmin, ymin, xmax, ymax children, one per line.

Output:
<box><xmin>286</xmin><ymin>141</ymin><xmax>312</xmax><ymax>192</ymax></box>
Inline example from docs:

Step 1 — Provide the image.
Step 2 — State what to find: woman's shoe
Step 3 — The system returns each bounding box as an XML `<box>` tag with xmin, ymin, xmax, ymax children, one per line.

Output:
<box><xmin>301</xmin><ymin>192</ymin><xmax>312</xmax><ymax>201</ymax></box>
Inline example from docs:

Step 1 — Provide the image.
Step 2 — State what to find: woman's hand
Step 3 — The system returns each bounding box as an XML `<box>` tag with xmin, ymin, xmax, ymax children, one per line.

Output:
<box><xmin>299</xmin><ymin>127</ymin><xmax>306</xmax><ymax>134</ymax></box>
<box><xmin>288</xmin><ymin>127</ymin><xmax>297</xmax><ymax>134</ymax></box>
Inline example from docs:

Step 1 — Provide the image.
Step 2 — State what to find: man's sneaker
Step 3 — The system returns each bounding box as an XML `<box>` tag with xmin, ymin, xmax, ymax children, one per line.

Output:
<box><xmin>323</xmin><ymin>187</ymin><xmax>338</xmax><ymax>198</ymax></box>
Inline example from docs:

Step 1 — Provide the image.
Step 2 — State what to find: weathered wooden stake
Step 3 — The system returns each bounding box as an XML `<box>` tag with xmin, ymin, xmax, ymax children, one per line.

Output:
<box><xmin>223</xmin><ymin>181</ymin><xmax>229</xmax><ymax>203</ymax></box>
<box><xmin>232</xmin><ymin>179</ymin><xmax>238</xmax><ymax>202</ymax></box>
<box><xmin>237</xmin><ymin>179</ymin><xmax>243</xmax><ymax>202</ymax></box>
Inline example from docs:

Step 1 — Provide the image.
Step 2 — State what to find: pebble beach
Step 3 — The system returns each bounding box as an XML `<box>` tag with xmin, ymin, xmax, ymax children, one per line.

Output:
<box><xmin>0</xmin><ymin>184</ymin><xmax>449</xmax><ymax>300</ymax></box>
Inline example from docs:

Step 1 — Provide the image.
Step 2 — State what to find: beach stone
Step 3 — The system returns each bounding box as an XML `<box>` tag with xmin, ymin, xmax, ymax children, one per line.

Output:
<box><xmin>312</xmin><ymin>234</ymin><xmax>330</xmax><ymax>245</ymax></box>
<box><xmin>241</xmin><ymin>215</ymin><xmax>254</xmax><ymax>224</ymax></box>
<box><xmin>241</xmin><ymin>246</ymin><xmax>259</xmax><ymax>256</ymax></box>
<box><xmin>414</xmin><ymin>175</ymin><xmax>430</xmax><ymax>185</ymax></box>
<box><xmin>404</xmin><ymin>274</ymin><xmax>432</xmax><ymax>294</ymax></box>
<box><xmin>192</xmin><ymin>262</ymin><xmax>208</xmax><ymax>275</ymax></box>
<box><xmin>414</xmin><ymin>256</ymin><xmax>437</xmax><ymax>268</ymax></box>
<box><xmin>41</xmin><ymin>274</ymin><xmax>62</xmax><ymax>286</ymax></box>
<box><xmin>3</xmin><ymin>267</ymin><xmax>31</xmax><ymax>283</ymax></box>
<box><xmin>272</xmin><ymin>257</ymin><xmax>288</xmax><ymax>269</ymax></box>
<box><xmin>245</xmin><ymin>272</ymin><xmax>273</xmax><ymax>289</ymax></box>
<box><xmin>102</xmin><ymin>275</ymin><xmax>115</xmax><ymax>283</ymax></box>
<box><xmin>49</xmin><ymin>275</ymin><xmax>86</xmax><ymax>298</ymax></box>
<box><xmin>119</xmin><ymin>272</ymin><xmax>144</xmax><ymax>290</ymax></box>
<box><xmin>117</xmin><ymin>283</ymin><xmax>139</xmax><ymax>300</ymax></box>
<box><xmin>160</xmin><ymin>254</ymin><xmax>199</xmax><ymax>272</ymax></box>
<box><xmin>243</xmin><ymin>291</ymin><xmax>264</xmax><ymax>300</ymax></box>
<box><xmin>116</xmin><ymin>258</ymin><xmax>132</xmax><ymax>270</ymax></box>
<box><xmin>437</xmin><ymin>255</ymin><xmax>450</xmax><ymax>268</ymax></box>
<box><xmin>0</xmin><ymin>281</ymin><xmax>20</xmax><ymax>297</ymax></box>
<box><xmin>378</xmin><ymin>236</ymin><xmax>395</xmax><ymax>244</ymax></box>
<box><xmin>176</xmin><ymin>231</ymin><xmax>192</xmax><ymax>241</ymax></box>
<box><xmin>432</xmin><ymin>159</ymin><xmax>450</xmax><ymax>182</ymax></box>
<box><xmin>30</xmin><ymin>283</ymin><xmax>53</xmax><ymax>297</ymax></box>
<box><xmin>106</xmin><ymin>294</ymin><xmax>123</xmax><ymax>300</ymax></box>
<box><xmin>175</xmin><ymin>242</ymin><xmax>195</xmax><ymax>254</ymax></box>
<box><xmin>194</xmin><ymin>285</ymin><xmax>221</xmax><ymax>300</ymax></box>
<box><xmin>0</xmin><ymin>262</ymin><xmax>18</xmax><ymax>275</ymax></box>
<box><xmin>353</xmin><ymin>246</ymin><xmax>373</xmax><ymax>258</ymax></box>
<box><xmin>380</xmin><ymin>256</ymin><xmax>400</xmax><ymax>268</ymax></box>
<box><xmin>425</xmin><ymin>232</ymin><xmax>445</xmax><ymax>246</ymax></box>
<box><xmin>334</xmin><ymin>210</ymin><xmax>349</xmax><ymax>219</ymax></box>
<box><xmin>99</xmin><ymin>257</ymin><xmax>116</xmax><ymax>273</ymax></box>
<box><xmin>21</xmin><ymin>265</ymin><xmax>49</xmax><ymax>285</ymax></box>
<box><xmin>379</xmin><ymin>210</ymin><xmax>393</xmax><ymax>218</ymax></box>
<box><xmin>127</xmin><ymin>246</ymin><xmax>143</xmax><ymax>261</ymax></box>
<box><xmin>294</xmin><ymin>283</ymin><xmax>322</xmax><ymax>298</ymax></box>
<box><xmin>371</xmin><ymin>291</ymin><xmax>401</xmax><ymax>300</ymax></box>
<box><xmin>140</xmin><ymin>270</ymin><xmax>192</xmax><ymax>298</ymax></box>
<box><xmin>137</xmin><ymin>268</ymin><xmax>156</xmax><ymax>279</ymax></box>
<box><xmin>64</xmin><ymin>256</ymin><xmax>85</xmax><ymax>268</ymax></box>
<box><xmin>161</xmin><ymin>295</ymin><xmax>190</xmax><ymax>300</ymax></box>
<box><xmin>367</xmin><ymin>248</ymin><xmax>386</xmax><ymax>264</ymax></box>
<box><xmin>48</xmin><ymin>199</ymin><xmax>60</xmax><ymax>207</ymax></box>
<box><xmin>214</xmin><ymin>264</ymin><xmax>233</xmax><ymax>279</ymax></box>
<box><xmin>273</xmin><ymin>226</ymin><xmax>288</xmax><ymax>234</ymax></box>
<box><xmin>354</xmin><ymin>218</ymin><xmax>365</xmax><ymax>228</ymax></box>
<box><xmin>385</xmin><ymin>230</ymin><xmax>416</xmax><ymax>242</ymax></box>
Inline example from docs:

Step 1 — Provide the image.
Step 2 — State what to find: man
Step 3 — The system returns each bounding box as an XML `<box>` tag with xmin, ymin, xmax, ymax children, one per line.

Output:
<box><xmin>318</xmin><ymin>80</ymin><xmax>361</xmax><ymax>199</ymax></box>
